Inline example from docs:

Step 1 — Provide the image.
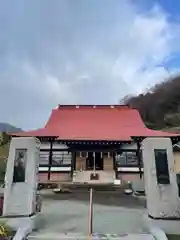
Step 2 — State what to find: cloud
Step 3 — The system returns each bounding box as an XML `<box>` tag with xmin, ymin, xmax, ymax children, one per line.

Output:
<box><xmin>0</xmin><ymin>0</ymin><xmax>179</xmax><ymax>129</ymax></box>
<box><xmin>112</xmin><ymin>4</ymin><xmax>178</xmax><ymax>93</ymax></box>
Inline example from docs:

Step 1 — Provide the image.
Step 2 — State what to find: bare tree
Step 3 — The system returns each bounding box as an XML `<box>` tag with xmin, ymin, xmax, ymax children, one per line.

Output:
<box><xmin>120</xmin><ymin>75</ymin><xmax>180</xmax><ymax>129</ymax></box>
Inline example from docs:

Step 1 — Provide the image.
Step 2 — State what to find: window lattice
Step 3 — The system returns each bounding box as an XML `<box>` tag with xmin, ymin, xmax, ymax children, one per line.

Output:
<box><xmin>39</xmin><ymin>151</ymin><xmax>71</xmax><ymax>165</ymax></box>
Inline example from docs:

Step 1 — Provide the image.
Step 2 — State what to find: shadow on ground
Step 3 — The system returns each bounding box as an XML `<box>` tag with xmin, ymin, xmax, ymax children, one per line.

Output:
<box><xmin>40</xmin><ymin>190</ymin><xmax>146</xmax><ymax>209</ymax></box>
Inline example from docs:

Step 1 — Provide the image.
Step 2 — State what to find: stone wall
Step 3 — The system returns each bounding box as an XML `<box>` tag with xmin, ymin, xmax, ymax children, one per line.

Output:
<box><xmin>118</xmin><ymin>173</ymin><xmax>143</xmax><ymax>182</ymax></box>
<box><xmin>38</xmin><ymin>172</ymin><xmax>71</xmax><ymax>182</ymax></box>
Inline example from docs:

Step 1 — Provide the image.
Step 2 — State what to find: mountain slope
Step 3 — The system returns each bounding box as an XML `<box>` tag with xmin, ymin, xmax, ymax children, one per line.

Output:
<box><xmin>0</xmin><ymin>123</ymin><xmax>22</xmax><ymax>133</ymax></box>
<box><xmin>121</xmin><ymin>75</ymin><xmax>180</xmax><ymax>130</ymax></box>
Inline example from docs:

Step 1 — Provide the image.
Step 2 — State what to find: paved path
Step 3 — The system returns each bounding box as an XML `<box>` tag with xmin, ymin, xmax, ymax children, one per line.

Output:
<box><xmin>28</xmin><ymin>190</ymin><xmax>153</xmax><ymax>239</ymax></box>
<box><xmin>28</xmin><ymin>233</ymin><xmax>155</xmax><ymax>239</ymax></box>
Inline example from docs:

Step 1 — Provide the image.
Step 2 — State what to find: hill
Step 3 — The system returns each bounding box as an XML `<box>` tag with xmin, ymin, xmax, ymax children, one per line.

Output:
<box><xmin>0</xmin><ymin>123</ymin><xmax>22</xmax><ymax>133</ymax></box>
<box><xmin>121</xmin><ymin>75</ymin><xmax>180</xmax><ymax>131</ymax></box>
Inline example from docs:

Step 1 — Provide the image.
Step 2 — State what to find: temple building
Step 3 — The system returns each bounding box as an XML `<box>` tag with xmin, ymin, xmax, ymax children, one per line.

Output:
<box><xmin>11</xmin><ymin>105</ymin><xmax>180</xmax><ymax>184</ymax></box>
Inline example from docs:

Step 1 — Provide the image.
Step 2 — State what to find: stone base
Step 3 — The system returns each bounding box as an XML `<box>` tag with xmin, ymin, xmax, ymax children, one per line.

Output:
<box><xmin>90</xmin><ymin>173</ymin><xmax>99</xmax><ymax>180</ymax></box>
<box><xmin>0</xmin><ymin>213</ymin><xmax>43</xmax><ymax>239</ymax></box>
<box><xmin>143</xmin><ymin>214</ymin><xmax>180</xmax><ymax>235</ymax></box>
<box><xmin>132</xmin><ymin>179</ymin><xmax>145</xmax><ymax>193</ymax></box>
<box><xmin>53</xmin><ymin>188</ymin><xmax>72</xmax><ymax>194</ymax></box>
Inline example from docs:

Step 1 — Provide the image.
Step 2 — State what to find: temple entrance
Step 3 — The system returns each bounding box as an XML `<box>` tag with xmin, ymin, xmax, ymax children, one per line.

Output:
<box><xmin>86</xmin><ymin>152</ymin><xmax>93</xmax><ymax>170</ymax></box>
<box><xmin>86</xmin><ymin>152</ymin><xmax>103</xmax><ymax>170</ymax></box>
<box><xmin>95</xmin><ymin>152</ymin><xmax>103</xmax><ymax>170</ymax></box>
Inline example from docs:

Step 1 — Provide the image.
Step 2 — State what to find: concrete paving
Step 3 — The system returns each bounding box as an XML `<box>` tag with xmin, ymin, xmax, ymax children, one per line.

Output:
<box><xmin>28</xmin><ymin>190</ymin><xmax>150</xmax><ymax>239</ymax></box>
<box><xmin>28</xmin><ymin>233</ymin><xmax>154</xmax><ymax>239</ymax></box>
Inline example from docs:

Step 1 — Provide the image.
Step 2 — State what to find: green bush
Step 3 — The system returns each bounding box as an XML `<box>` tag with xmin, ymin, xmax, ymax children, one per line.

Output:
<box><xmin>0</xmin><ymin>222</ymin><xmax>14</xmax><ymax>237</ymax></box>
<box><xmin>0</xmin><ymin>160</ymin><xmax>7</xmax><ymax>183</ymax></box>
<box><xmin>0</xmin><ymin>132</ymin><xmax>11</xmax><ymax>147</ymax></box>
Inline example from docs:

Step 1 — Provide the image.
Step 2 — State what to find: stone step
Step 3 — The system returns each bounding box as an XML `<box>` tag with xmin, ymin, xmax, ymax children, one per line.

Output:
<box><xmin>28</xmin><ymin>232</ymin><xmax>155</xmax><ymax>240</ymax></box>
<box><xmin>73</xmin><ymin>171</ymin><xmax>115</xmax><ymax>184</ymax></box>
<box><xmin>70</xmin><ymin>184</ymin><xmax>125</xmax><ymax>191</ymax></box>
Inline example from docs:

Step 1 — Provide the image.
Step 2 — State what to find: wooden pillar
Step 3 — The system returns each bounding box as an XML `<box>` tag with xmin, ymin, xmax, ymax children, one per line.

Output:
<box><xmin>113</xmin><ymin>152</ymin><xmax>116</xmax><ymax>170</ymax></box>
<box><xmin>93</xmin><ymin>152</ymin><xmax>95</xmax><ymax>172</ymax></box>
<box><xmin>71</xmin><ymin>151</ymin><xmax>75</xmax><ymax>178</ymax></box>
<box><xmin>48</xmin><ymin>139</ymin><xmax>54</xmax><ymax>181</ymax></box>
<box><xmin>74</xmin><ymin>152</ymin><xmax>76</xmax><ymax>170</ymax></box>
<box><xmin>136</xmin><ymin>141</ymin><xmax>142</xmax><ymax>179</ymax></box>
<box><xmin>113</xmin><ymin>152</ymin><xmax>118</xmax><ymax>179</ymax></box>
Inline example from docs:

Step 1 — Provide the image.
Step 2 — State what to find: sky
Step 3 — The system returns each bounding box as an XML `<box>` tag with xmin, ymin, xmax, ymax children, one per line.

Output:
<box><xmin>0</xmin><ymin>0</ymin><xmax>180</xmax><ymax>130</ymax></box>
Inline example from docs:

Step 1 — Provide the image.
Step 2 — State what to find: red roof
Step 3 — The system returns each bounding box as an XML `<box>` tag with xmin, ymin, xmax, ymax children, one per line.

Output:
<box><xmin>11</xmin><ymin>105</ymin><xmax>180</xmax><ymax>141</ymax></box>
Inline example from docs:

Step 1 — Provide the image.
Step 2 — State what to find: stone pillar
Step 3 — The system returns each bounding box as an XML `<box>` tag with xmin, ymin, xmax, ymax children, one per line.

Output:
<box><xmin>3</xmin><ymin>137</ymin><xmax>40</xmax><ymax>217</ymax></box>
<box><xmin>142</xmin><ymin>137</ymin><xmax>180</xmax><ymax>219</ymax></box>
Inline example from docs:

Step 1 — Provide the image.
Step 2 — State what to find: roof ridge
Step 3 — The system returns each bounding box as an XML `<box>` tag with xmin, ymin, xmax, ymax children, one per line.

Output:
<box><xmin>57</xmin><ymin>104</ymin><xmax>131</xmax><ymax>109</ymax></box>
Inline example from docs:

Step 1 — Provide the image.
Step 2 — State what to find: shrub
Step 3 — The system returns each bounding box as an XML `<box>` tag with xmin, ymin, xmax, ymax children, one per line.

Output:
<box><xmin>0</xmin><ymin>222</ymin><xmax>14</xmax><ymax>238</ymax></box>
<box><xmin>0</xmin><ymin>160</ymin><xmax>6</xmax><ymax>183</ymax></box>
